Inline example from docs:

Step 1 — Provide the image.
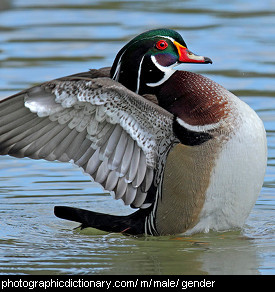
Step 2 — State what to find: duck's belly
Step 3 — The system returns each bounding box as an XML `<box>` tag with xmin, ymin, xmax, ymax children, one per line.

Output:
<box><xmin>155</xmin><ymin>99</ymin><xmax>267</xmax><ymax>236</ymax></box>
<box><xmin>185</xmin><ymin>102</ymin><xmax>267</xmax><ymax>235</ymax></box>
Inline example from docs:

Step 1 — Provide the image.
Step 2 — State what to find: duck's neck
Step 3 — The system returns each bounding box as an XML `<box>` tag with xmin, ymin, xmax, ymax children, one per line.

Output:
<box><xmin>156</xmin><ymin>71</ymin><xmax>229</xmax><ymax>126</ymax></box>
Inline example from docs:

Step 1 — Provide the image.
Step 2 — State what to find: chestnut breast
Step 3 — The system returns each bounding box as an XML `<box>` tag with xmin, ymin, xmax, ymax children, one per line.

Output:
<box><xmin>154</xmin><ymin>70</ymin><xmax>234</xmax><ymax>235</ymax></box>
<box><xmin>157</xmin><ymin>70</ymin><xmax>230</xmax><ymax>126</ymax></box>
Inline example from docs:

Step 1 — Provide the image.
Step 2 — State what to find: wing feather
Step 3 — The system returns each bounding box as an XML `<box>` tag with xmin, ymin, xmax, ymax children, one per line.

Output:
<box><xmin>52</xmin><ymin>128</ymin><xmax>80</xmax><ymax>160</ymax></box>
<box><xmin>95</xmin><ymin>159</ymin><xmax>110</xmax><ymax>184</ymax></box>
<box><xmin>0</xmin><ymin>118</ymin><xmax>52</xmax><ymax>156</ymax></box>
<box><xmin>0</xmin><ymin>73</ymin><xmax>175</xmax><ymax>210</ymax></box>
<box><xmin>132</xmin><ymin>151</ymin><xmax>147</xmax><ymax>188</ymax></box>
<box><xmin>105</xmin><ymin>170</ymin><xmax>119</xmax><ymax>191</ymax></box>
<box><xmin>119</xmin><ymin>138</ymin><xmax>134</xmax><ymax>176</ymax></box>
<box><xmin>123</xmin><ymin>184</ymin><xmax>137</xmax><ymax>205</ymax></box>
<box><xmin>131</xmin><ymin>189</ymin><xmax>147</xmax><ymax>208</ymax></box>
<box><xmin>108</xmin><ymin>130</ymin><xmax>128</xmax><ymax>170</ymax></box>
<box><xmin>76</xmin><ymin>144</ymin><xmax>97</xmax><ymax>168</ymax></box>
<box><xmin>125</xmin><ymin>143</ymin><xmax>140</xmax><ymax>183</ymax></box>
<box><xmin>115</xmin><ymin>177</ymin><xmax>128</xmax><ymax>199</ymax></box>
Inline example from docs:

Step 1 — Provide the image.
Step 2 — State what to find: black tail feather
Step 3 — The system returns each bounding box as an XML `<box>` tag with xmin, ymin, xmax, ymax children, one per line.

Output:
<box><xmin>54</xmin><ymin>206</ymin><xmax>151</xmax><ymax>235</ymax></box>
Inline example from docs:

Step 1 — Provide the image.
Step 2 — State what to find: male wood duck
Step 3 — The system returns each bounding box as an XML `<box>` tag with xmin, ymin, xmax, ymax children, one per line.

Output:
<box><xmin>0</xmin><ymin>29</ymin><xmax>267</xmax><ymax>236</ymax></box>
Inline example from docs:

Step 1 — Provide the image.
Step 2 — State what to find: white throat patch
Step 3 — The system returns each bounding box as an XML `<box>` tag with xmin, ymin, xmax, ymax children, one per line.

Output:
<box><xmin>146</xmin><ymin>55</ymin><xmax>177</xmax><ymax>88</ymax></box>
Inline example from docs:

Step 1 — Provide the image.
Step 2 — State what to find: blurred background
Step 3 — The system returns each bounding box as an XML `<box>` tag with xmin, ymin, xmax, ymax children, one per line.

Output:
<box><xmin>0</xmin><ymin>0</ymin><xmax>274</xmax><ymax>275</ymax></box>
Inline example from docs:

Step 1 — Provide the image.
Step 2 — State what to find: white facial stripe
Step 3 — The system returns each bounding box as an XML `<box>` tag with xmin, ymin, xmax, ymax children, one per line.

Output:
<box><xmin>112</xmin><ymin>35</ymin><xmax>176</xmax><ymax>80</ymax></box>
<box><xmin>146</xmin><ymin>55</ymin><xmax>176</xmax><ymax>87</ymax></box>
<box><xmin>154</xmin><ymin>35</ymin><xmax>175</xmax><ymax>43</ymax></box>
<box><xmin>176</xmin><ymin>117</ymin><xmax>222</xmax><ymax>132</ymax></box>
<box><xmin>112</xmin><ymin>53</ymin><xmax>123</xmax><ymax>80</ymax></box>
<box><xmin>131</xmin><ymin>35</ymin><xmax>175</xmax><ymax>44</ymax></box>
<box><xmin>136</xmin><ymin>55</ymin><xmax>145</xmax><ymax>93</ymax></box>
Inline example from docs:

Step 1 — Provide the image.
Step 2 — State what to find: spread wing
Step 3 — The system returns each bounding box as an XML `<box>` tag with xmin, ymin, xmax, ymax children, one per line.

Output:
<box><xmin>0</xmin><ymin>74</ymin><xmax>174</xmax><ymax>208</ymax></box>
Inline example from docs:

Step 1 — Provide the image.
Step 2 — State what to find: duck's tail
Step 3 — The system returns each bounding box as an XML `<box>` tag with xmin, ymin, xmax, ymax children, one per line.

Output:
<box><xmin>54</xmin><ymin>206</ymin><xmax>150</xmax><ymax>235</ymax></box>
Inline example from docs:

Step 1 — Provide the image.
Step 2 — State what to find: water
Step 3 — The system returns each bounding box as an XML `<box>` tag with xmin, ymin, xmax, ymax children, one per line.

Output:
<box><xmin>0</xmin><ymin>0</ymin><xmax>274</xmax><ymax>275</ymax></box>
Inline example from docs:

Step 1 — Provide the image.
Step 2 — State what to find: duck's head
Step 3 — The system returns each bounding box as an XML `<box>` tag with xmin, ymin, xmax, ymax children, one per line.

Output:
<box><xmin>111</xmin><ymin>28</ymin><xmax>212</xmax><ymax>94</ymax></box>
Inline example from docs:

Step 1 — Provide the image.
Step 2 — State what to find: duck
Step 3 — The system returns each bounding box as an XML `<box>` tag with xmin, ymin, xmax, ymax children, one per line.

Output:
<box><xmin>0</xmin><ymin>28</ymin><xmax>267</xmax><ymax>236</ymax></box>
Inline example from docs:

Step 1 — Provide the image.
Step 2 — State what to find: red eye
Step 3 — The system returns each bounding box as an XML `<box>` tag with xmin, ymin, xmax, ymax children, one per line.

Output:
<box><xmin>156</xmin><ymin>40</ymin><xmax>168</xmax><ymax>50</ymax></box>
